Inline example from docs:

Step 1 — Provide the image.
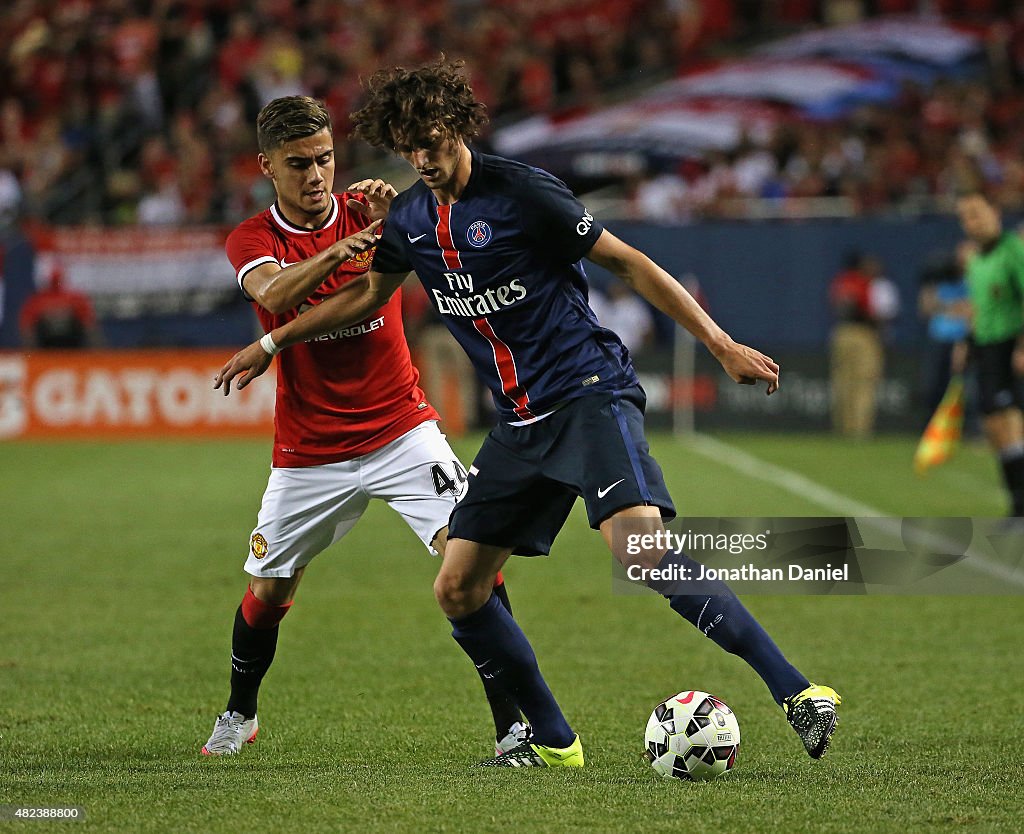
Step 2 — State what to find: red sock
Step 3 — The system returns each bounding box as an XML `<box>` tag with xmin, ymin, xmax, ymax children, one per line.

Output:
<box><xmin>240</xmin><ymin>585</ymin><xmax>293</xmax><ymax>629</ymax></box>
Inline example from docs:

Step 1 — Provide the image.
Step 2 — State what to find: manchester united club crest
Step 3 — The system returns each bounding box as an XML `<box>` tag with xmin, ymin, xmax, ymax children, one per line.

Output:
<box><xmin>350</xmin><ymin>247</ymin><xmax>375</xmax><ymax>270</ymax></box>
<box><xmin>467</xmin><ymin>220</ymin><xmax>492</xmax><ymax>248</ymax></box>
<box><xmin>250</xmin><ymin>532</ymin><xmax>269</xmax><ymax>560</ymax></box>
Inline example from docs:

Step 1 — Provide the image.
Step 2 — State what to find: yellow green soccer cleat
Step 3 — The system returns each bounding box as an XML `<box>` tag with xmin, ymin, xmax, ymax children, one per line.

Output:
<box><xmin>784</xmin><ymin>683</ymin><xmax>842</xmax><ymax>759</ymax></box>
<box><xmin>478</xmin><ymin>734</ymin><xmax>584</xmax><ymax>768</ymax></box>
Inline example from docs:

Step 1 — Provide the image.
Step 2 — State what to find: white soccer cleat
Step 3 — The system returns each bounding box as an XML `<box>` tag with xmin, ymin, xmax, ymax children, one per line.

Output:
<box><xmin>495</xmin><ymin>721</ymin><xmax>532</xmax><ymax>756</ymax></box>
<box><xmin>201</xmin><ymin>711</ymin><xmax>259</xmax><ymax>756</ymax></box>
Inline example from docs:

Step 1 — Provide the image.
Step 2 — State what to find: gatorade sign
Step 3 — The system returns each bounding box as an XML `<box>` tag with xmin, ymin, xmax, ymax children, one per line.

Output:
<box><xmin>0</xmin><ymin>351</ymin><xmax>274</xmax><ymax>439</ymax></box>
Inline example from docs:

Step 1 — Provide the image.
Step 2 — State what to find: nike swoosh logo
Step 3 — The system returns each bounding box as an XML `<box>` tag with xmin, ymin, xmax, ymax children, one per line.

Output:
<box><xmin>280</xmin><ymin>259</ymin><xmax>295</xmax><ymax>268</ymax></box>
<box><xmin>407</xmin><ymin>233</ymin><xmax>427</xmax><ymax>243</ymax></box>
<box><xmin>475</xmin><ymin>660</ymin><xmax>499</xmax><ymax>679</ymax></box>
<box><xmin>597</xmin><ymin>479</ymin><xmax>625</xmax><ymax>499</ymax></box>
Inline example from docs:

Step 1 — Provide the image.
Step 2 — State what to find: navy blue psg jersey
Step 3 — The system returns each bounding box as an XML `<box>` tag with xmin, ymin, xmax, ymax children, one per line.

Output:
<box><xmin>372</xmin><ymin>149</ymin><xmax>638</xmax><ymax>423</ymax></box>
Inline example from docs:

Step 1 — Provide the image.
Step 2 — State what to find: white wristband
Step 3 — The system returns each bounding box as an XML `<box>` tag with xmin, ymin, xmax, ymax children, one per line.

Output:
<box><xmin>259</xmin><ymin>333</ymin><xmax>281</xmax><ymax>356</ymax></box>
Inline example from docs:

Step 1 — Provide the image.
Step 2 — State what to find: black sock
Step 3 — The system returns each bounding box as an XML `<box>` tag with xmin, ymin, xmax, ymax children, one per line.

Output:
<box><xmin>226</xmin><ymin>605</ymin><xmax>280</xmax><ymax>718</ymax></box>
<box><xmin>999</xmin><ymin>449</ymin><xmax>1024</xmax><ymax>515</ymax></box>
<box><xmin>480</xmin><ymin>579</ymin><xmax>523</xmax><ymax>739</ymax></box>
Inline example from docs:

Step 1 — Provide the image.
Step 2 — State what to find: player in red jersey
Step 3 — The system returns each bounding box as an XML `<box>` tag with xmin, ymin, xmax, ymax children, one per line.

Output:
<box><xmin>201</xmin><ymin>96</ymin><xmax>524</xmax><ymax>756</ymax></box>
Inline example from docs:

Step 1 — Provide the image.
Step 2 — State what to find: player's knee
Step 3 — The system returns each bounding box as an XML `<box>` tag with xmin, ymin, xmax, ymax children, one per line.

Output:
<box><xmin>613</xmin><ymin>539</ymin><xmax>665</xmax><ymax>573</ymax></box>
<box><xmin>601</xmin><ymin>508</ymin><xmax>666</xmax><ymax>571</ymax></box>
<box><xmin>433</xmin><ymin>571</ymin><xmax>462</xmax><ymax>615</ymax></box>
<box><xmin>250</xmin><ymin>571</ymin><xmax>302</xmax><ymax>606</ymax></box>
<box><xmin>433</xmin><ymin>571</ymin><xmax>487</xmax><ymax>618</ymax></box>
<box><xmin>621</xmin><ymin>547</ymin><xmax>665</xmax><ymax>572</ymax></box>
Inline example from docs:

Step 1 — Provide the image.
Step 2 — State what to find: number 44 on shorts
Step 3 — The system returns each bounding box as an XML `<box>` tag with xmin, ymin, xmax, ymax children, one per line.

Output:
<box><xmin>431</xmin><ymin>460</ymin><xmax>469</xmax><ymax>496</ymax></box>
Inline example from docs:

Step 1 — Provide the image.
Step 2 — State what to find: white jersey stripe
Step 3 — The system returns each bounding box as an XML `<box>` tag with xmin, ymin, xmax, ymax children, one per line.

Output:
<box><xmin>236</xmin><ymin>256</ymin><xmax>280</xmax><ymax>286</ymax></box>
<box><xmin>269</xmin><ymin>194</ymin><xmax>339</xmax><ymax>235</ymax></box>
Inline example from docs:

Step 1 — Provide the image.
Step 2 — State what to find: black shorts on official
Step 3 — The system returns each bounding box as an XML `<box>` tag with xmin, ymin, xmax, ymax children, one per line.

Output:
<box><xmin>448</xmin><ymin>385</ymin><xmax>676</xmax><ymax>556</ymax></box>
<box><xmin>974</xmin><ymin>338</ymin><xmax>1024</xmax><ymax>415</ymax></box>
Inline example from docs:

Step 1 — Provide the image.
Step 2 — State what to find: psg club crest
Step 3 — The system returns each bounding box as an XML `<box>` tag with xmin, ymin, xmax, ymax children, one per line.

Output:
<box><xmin>467</xmin><ymin>220</ymin><xmax>492</xmax><ymax>248</ymax></box>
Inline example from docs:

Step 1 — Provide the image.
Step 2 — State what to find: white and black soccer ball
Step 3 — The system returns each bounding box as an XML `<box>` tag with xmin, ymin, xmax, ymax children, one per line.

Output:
<box><xmin>644</xmin><ymin>690</ymin><xmax>740</xmax><ymax>781</ymax></box>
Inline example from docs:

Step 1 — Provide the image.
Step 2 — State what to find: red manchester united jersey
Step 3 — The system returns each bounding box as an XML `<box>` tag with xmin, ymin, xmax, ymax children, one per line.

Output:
<box><xmin>226</xmin><ymin>193</ymin><xmax>438</xmax><ymax>467</ymax></box>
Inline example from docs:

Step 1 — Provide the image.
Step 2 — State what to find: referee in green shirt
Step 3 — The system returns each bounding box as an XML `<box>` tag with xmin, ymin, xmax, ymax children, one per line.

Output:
<box><xmin>956</xmin><ymin>192</ymin><xmax>1024</xmax><ymax>517</ymax></box>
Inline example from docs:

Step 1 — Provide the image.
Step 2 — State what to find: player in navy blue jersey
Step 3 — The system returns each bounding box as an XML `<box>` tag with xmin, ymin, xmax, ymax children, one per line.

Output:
<box><xmin>216</xmin><ymin>58</ymin><xmax>842</xmax><ymax>767</ymax></box>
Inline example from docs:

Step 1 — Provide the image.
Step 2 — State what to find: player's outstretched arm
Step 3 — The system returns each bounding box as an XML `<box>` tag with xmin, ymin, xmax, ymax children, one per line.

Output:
<box><xmin>214</xmin><ymin>269</ymin><xmax>408</xmax><ymax>394</ymax></box>
<box><xmin>587</xmin><ymin>230</ymin><xmax>779</xmax><ymax>394</ymax></box>
<box><xmin>272</xmin><ymin>269</ymin><xmax>407</xmax><ymax>348</ymax></box>
<box><xmin>243</xmin><ymin>219</ymin><xmax>383</xmax><ymax>314</ymax></box>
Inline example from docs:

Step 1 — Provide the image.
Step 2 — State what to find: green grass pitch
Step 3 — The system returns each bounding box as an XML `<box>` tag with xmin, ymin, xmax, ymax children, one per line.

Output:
<box><xmin>2</xmin><ymin>432</ymin><xmax>1022</xmax><ymax>833</ymax></box>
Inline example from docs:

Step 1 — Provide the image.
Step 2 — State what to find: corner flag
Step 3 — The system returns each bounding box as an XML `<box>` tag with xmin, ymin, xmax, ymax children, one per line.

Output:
<box><xmin>914</xmin><ymin>376</ymin><xmax>965</xmax><ymax>475</ymax></box>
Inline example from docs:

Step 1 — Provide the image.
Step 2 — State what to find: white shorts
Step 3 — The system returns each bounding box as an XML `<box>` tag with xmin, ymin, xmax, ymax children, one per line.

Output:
<box><xmin>244</xmin><ymin>421</ymin><xmax>467</xmax><ymax>578</ymax></box>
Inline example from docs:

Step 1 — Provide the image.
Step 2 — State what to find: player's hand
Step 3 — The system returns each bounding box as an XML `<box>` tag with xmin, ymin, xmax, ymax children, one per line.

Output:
<box><xmin>712</xmin><ymin>338</ymin><xmax>780</xmax><ymax>395</ymax></box>
<box><xmin>213</xmin><ymin>342</ymin><xmax>274</xmax><ymax>396</ymax></box>
<box><xmin>347</xmin><ymin>179</ymin><xmax>397</xmax><ymax>222</ymax></box>
<box><xmin>334</xmin><ymin>218</ymin><xmax>383</xmax><ymax>261</ymax></box>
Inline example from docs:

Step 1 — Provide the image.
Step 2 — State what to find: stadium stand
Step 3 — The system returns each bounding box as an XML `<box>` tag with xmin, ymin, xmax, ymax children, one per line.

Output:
<box><xmin>3</xmin><ymin>2</ymin><xmax>1024</xmax><ymax>226</ymax></box>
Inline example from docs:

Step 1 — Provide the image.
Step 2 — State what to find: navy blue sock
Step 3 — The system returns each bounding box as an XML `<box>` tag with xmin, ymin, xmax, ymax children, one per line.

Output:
<box><xmin>480</xmin><ymin>576</ymin><xmax>524</xmax><ymax>738</ymax></box>
<box><xmin>450</xmin><ymin>593</ymin><xmax>574</xmax><ymax>748</ymax></box>
<box><xmin>654</xmin><ymin>552</ymin><xmax>809</xmax><ymax>705</ymax></box>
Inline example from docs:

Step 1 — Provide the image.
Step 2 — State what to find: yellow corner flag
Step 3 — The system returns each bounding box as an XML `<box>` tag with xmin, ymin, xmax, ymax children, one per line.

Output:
<box><xmin>914</xmin><ymin>375</ymin><xmax>965</xmax><ymax>475</ymax></box>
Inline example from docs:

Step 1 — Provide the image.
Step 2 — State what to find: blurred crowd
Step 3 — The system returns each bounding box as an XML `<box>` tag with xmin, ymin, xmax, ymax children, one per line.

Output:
<box><xmin>4</xmin><ymin>0</ymin><xmax>1024</xmax><ymax>228</ymax></box>
<box><xmin>629</xmin><ymin>74</ymin><xmax>1024</xmax><ymax>220</ymax></box>
<box><xmin>0</xmin><ymin>0</ymin><xmax>683</xmax><ymax>226</ymax></box>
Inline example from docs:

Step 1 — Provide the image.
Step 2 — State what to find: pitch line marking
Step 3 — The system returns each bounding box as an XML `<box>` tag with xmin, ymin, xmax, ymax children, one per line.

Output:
<box><xmin>686</xmin><ymin>434</ymin><xmax>1024</xmax><ymax>589</ymax></box>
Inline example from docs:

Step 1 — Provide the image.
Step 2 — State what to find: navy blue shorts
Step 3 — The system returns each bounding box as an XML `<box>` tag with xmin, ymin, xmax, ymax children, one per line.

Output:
<box><xmin>448</xmin><ymin>386</ymin><xmax>676</xmax><ymax>556</ymax></box>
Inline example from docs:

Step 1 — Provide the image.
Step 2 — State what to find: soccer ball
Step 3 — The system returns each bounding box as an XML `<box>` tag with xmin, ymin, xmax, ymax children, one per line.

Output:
<box><xmin>644</xmin><ymin>690</ymin><xmax>740</xmax><ymax>781</ymax></box>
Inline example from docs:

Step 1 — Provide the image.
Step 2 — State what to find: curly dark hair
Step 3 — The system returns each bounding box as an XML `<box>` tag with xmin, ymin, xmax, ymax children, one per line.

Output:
<box><xmin>350</xmin><ymin>58</ymin><xmax>488</xmax><ymax>151</ymax></box>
